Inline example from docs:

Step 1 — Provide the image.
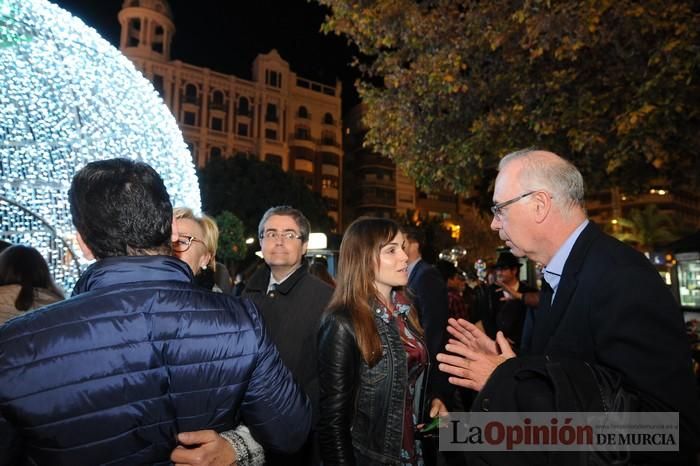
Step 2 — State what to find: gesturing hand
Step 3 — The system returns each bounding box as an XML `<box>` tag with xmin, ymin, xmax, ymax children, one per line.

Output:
<box><xmin>437</xmin><ymin>330</ymin><xmax>516</xmax><ymax>391</ymax></box>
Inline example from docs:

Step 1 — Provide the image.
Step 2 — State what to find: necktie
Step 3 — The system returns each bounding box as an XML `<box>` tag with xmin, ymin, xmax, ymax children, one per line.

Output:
<box><xmin>267</xmin><ymin>283</ymin><xmax>278</xmax><ymax>297</ymax></box>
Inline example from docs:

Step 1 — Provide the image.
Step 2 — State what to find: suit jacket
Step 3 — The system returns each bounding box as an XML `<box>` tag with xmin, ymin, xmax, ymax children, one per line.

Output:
<box><xmin>525</xmin><ymin>222</ymin><xmax>700</xmax><ymax>456</ymax></box>
<box><xmin>408</xmin><ymin>259</ymin><xmax>452</xmax><ymax>401</ymax></box>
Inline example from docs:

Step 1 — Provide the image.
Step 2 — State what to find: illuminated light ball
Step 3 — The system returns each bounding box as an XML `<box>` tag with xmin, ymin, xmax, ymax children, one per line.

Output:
<box><xmin>0</xmin><ymin>0</ymin><xmax>201</xmax><ymax>292</ymax></box>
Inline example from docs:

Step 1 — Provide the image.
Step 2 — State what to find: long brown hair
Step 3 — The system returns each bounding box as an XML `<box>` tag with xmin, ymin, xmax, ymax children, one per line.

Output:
<box><xmin>327</xmin><ymin>217</ymin><xmax>422</xmax><ymax>366</ymax></box>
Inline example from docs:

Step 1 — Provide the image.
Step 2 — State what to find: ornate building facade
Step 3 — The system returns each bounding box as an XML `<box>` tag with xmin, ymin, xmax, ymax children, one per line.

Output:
<box><xmin>117</xmin><ymin>0</ymin><xmax>343</xmax><ymax>226</ymax></box>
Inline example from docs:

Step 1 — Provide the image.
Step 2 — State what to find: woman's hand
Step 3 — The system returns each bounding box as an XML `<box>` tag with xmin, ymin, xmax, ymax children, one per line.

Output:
<box><xmin>429</xmin><ymin>398</ymin><xmax>448</xmax><ymax>418</ymax></box>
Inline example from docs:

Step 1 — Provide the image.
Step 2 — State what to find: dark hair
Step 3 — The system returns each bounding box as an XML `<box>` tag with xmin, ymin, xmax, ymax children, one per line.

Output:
<box><xmin>69</xmin><ymin>158</ymin><xmax>173</xmax><ymax>259</ymax></box>
<box><xmin>436</xmin><ymin>259</ymin><xmax>458</xmax><ymax>282</ymax></box>
<box><xmin>401</xmin><ymin>225</ymin><xmax>425</xmax><ymax>247</ymax></box>
<box><xmin>258</xmin><ymin>206</ymin><xmax>310</xmax><ymax>242</ymax></box>
<box><xmin>0</xmin><ymin>245</ymin><xmax>64</xmax><ymax>310</ymax></box>
<box><xmin>328</xmin><ymin>217</ymin><xmax>422</xmax><ymax>366</ymax></box>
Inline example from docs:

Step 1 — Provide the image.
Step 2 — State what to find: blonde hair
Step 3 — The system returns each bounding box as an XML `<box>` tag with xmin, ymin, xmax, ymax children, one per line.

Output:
<box><xmin>173</xmin><ymin>207</ymin><xmax>219</xmax><ymax>271</ymax></box>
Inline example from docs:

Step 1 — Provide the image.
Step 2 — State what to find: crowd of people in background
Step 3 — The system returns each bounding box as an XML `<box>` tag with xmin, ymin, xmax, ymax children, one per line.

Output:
<box><xmin>1</xmin><ymin>149</ymin><xmax>699</xmax><ymax>465</ymax></box>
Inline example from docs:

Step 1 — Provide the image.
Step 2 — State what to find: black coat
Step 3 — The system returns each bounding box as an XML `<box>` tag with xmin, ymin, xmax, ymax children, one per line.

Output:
<box><xmin>243</xmin><ymin>262</ymin><xmax>333</xmax><ymax>423</ymax></box>
<box><xmin>524</xmin><ymin>222</ymin><xmax>700</xmax><ymax>459</ymax></box>
<box><xmin>408</xmin><ymin>259</ymin><xmax>452</xmax><ymax>401</ymax></box>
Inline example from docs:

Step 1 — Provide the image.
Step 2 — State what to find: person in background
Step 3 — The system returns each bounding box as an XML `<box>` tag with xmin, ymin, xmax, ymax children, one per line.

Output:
<box><xmin>472</xmin><ymin>251</ymin><xmax>536</xmax><ymax>350</ymax></box>
<box><xmin>0</xmin><ymin>159</ymin><xmax>311</xmax><ymax>465</ymax></box>
<box><xmin>309</xmin><ymin>256</ymin><xmax>336</xmax><ymax>288</ymax></box>
<box><xmin>436</xmin><ymin>260</ymin><xmax>469</xmax><ymax>322</ymax></box>
<box><xmin>0</xmin><ymin>244</ymin><xmax>64</xmax><ymax>324</ymax></box>
<box><xmin>232</xmin><ymin>272</ymin><xmax>246</xmax><ymax>296</ymax></box>
<box><xmin>172</xmin><ymin>207</ymin><xmax>220</xmax><ymax>290</ymax></box>
<box><xmin>318</xmin><ymin>217</ymin><xmax>447</xmax><ymax>465</ymax></box>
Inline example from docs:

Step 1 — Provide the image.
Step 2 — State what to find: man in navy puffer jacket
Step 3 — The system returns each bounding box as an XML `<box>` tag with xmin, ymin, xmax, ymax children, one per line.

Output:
<box><xmin>0</xmin><ymin>158</ymin><xmax>311</xmax><ymax>465</ymax></box>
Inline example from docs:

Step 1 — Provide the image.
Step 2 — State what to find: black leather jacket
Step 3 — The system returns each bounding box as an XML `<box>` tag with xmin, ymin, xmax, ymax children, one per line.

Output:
<box><xmin>317</xmin><ymin>306</ymin><xmax>429</xmax><ymax>465</ymax></box>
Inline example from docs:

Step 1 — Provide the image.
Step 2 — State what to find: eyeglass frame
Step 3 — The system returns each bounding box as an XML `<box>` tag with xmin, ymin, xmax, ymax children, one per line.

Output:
<box><xmin>172</xmin><ymin>234</ymin><xmax>206</xmax><ymax>253</ymax></box>
<box><xmin>490</xmin><ymin>191</ymin><xmax>538</xmax><ymax>218</ymax></box>
<box><xmin>259</xmin><ymin>230</ymin><xmax>304</xmax><ymax>242</ymax></box>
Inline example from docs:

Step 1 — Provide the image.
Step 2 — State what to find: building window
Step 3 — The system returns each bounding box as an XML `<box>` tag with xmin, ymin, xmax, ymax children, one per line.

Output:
<box><xmin>266</xmin><ymin>70</ymin><xmax>282</xmax><ymax>88</ymax></box>
<box><xmin>265</xmin><ymin>103</ymin><xmax>278</xmax><ymax>122</ymax></box>
<box><xmin>211</xmin><ymin>90</ymin><xmax>224</xmax><ymax>106</ymax></box>
<box><xmin>237</xmin><ymin>123</ymin><xmax>248</xmax><ymax>137</ymax></box>
<box><xmin>266</xmin><ymin>154</ymin><xmax>283</xmax><ymax>167</ymax></box>
<box><xmin>210</xmin><ymin>147</ymin><xmax>222</xmax><ymax>159</ymax></box>
<box><xmin>127</xmin><ymin>18</ymin><xmax>140</xmax><ymax>47</ymax></box>
<box><xmin>238</xmin><ymin>97</ymin><xmax>251</xmax><ymax>116</ymax></box>
<box><xmin>322</xmin><ymin>176</ymin><xmax>339</xmax><ymax>189</ymax></box>
<box><xmin>183</xmin><ymin>111</ymin><xmax>196</xmax><ymax>126</ymax></box>
<box><xmin>152</xmin><ymin>74</ymin><xmax>164</xmax><ymax>97</ymax></box>
<box><xmin>298</xmin><ymin>106</ymin><xmax>309</xmax><ymax>119</ymax></box>
<box><xmin>184</xmin><ymin>83</ymin><xmax>198</xmax><ymax>104</ymax></box>
<box><xmin>321</xmin><ymin>131</ymin><xmax>336</xmax><ymax>146</ymax></box>
<box><xmin>295</xmin><ymin>126</ymin><xmax>310</xmax><ymax>140</ymax></box>
<box><xmin>323</xmin><ymin>112</ymin><xmax>334</xmax><ymax>125</ymax></box>
<box><xmin>211</xmin><ymin>117</ymin><xmax>223</xmax><ymax>132</ymax></box>
<box><xmin>322</xmin><ymin>153</ymin><xmax>339</xmax><ymax>165</ymax></box>
<box><xmin>265</xmin><ymin>128</ymin><xmax>277</xmax><ymax>140</ymax></box>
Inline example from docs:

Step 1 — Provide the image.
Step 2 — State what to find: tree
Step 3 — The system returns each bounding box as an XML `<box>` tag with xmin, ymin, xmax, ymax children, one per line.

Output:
<box><xmin>199</xmin><ymin>155</ymin><xmax>334</xmax><ymax>237</ymax></box>
<box><xmin>315</xmin><ymin>0</ymin><xmax>700</xmax><ymax>195</ymax></box>
<box><xmin>215</xmin><ymin>210</ymin><xmax>248</xmax><ymax>263</ymax></box>
<box><xmin>608</xmin><ymin>204</ymin><xmax>680</xmax><ymax>250</ymax></box>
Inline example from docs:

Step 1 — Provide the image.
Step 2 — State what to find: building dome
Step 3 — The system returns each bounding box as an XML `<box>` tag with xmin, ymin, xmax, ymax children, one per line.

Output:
<box><xmin>121</xmin><ymin>0</ymin><xmax>173</xmax><ymax>20</ymax></box>
<box><xmin>0</xmin><ymin>0</ymin><xmax>200</xmax><ymax>291</ymax></box>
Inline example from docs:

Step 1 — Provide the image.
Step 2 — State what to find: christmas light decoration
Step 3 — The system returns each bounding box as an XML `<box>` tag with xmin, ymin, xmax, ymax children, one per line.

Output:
<box><xmin>0</xmin><ymin>0</ymin><xmax>201</xmax><ymax>292</ymax></box>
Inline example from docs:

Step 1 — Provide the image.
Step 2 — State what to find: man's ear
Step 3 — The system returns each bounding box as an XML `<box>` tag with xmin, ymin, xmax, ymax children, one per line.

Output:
<box><xmin>533</xmin><ymin>191</ymin><xmax>552</xmax><ymax>224</ymax></box>
<box><xmin>301</xmin><ymin>242</ymin><xmax>309</xmax><ymax>256</ymax></box>
<box><xmin>75</xmin><ymin>231</ymin><xmax>95</xmax><ymax>261</ymax></box>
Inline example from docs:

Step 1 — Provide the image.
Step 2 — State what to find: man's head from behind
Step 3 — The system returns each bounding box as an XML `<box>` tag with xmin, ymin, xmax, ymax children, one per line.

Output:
<box><xmin>401</xmin><ymin>225</ymin><xmax>425</xmax><ymax>263</ymax></box>
<box><xmin>69</xmin><ymin>158</ymin><xmax>174</xmax><ymax>260</ymax></box>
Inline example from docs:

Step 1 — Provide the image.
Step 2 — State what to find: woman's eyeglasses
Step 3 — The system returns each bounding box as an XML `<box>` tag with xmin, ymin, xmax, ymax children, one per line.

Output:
<box><xmin>172</xmin><ymin>235</ymin><xmax>204</xmax><ymax>253</ymax></box>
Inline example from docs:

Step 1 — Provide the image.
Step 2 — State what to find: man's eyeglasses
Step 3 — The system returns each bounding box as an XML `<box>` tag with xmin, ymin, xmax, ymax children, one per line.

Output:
<box><xmin>260</xmin><ymin>231</ymin><xmax>303</xmax><ymax>242</ymax></box>
<box><xmin>490</xmin><ymin>191</ymin><xmax>537</xmax><ymax>218</ymax></box>
<box><xmin>172</xmin><ymin>235</ymin><xmax>205</xmax><ymax>253</ymax></box>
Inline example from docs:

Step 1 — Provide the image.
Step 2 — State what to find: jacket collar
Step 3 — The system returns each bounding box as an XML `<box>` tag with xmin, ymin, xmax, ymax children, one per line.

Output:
<box><xmin>531</xmin><ymin>221</ymin><xmax>601</xmax><ymax>353</ymax></box>
<box><xmin>72</xmin><ymin>256</ymin><xmax>193</xmax><ymax>296</ymax></box>
<box><xmin>246</xmin><ymin>260</ymin><xmax>309</xmax><ymax>295</ymax></box>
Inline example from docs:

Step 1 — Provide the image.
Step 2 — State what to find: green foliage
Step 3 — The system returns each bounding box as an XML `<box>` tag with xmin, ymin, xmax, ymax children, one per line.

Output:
<box><xmin>315</xmin><ymin>0</ymin><xmax>700</xmax><ymax>194</ymax></box>
<box><xmin>215</xmin><ymin>211</ymin><xmax>247</xmax><ymax>262</ymax></box>
<box><xmin>608</xmin><ymin>204</ymin><xmax>681</xmax><ymax>250</ymax></box>
<box><xmin>199</xmin><ymin>154</ymin><xmax>333</xmax><ymax>237</ymax></box>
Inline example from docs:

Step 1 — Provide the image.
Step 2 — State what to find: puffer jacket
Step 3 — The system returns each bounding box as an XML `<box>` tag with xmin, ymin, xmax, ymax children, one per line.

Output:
<box><xmin>0</xmin><ymin>256</ymin><xmax>311</xmax><ymax>465</ymax></box>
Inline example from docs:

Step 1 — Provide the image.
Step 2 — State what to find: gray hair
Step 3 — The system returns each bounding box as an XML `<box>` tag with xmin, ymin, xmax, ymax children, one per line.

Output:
<box><xmin>258</xmin><ymin>206</ymin><xmax>311</xmax><ymax>242</ymax></box>
<box><xmin>499</xmin><ymin>148</ymin><xmax>585</xmax><ymax>212</ymax></box>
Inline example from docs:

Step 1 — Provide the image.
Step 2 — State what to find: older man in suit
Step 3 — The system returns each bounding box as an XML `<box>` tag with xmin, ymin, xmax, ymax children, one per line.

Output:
<box><xmin>438</xmin><ymin>149</ymin><xmax>700</xmax><ymax>463</ymax></box>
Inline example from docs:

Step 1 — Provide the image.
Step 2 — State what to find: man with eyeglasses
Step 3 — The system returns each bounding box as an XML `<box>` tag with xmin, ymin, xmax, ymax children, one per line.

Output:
<box><xmin>0</xmin><ymin>159</ymin><xmax>311</xmax><ymax>465</ymax></box>
<box><xmin>438</xmin><ymin>149</ymin><xmax>700</xmax><ymax>463</ymax></box>
<box><xmin>244</xmin><ymin>206</ymin><xmax>335</xmax><ymax>465</ymax></box>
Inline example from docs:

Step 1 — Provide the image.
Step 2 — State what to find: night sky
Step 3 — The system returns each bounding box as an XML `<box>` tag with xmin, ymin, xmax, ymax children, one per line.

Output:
<box><xmin>51</xmin><ymin>0</ymin><xmax>360</xmax><ymax>108</ymax></box>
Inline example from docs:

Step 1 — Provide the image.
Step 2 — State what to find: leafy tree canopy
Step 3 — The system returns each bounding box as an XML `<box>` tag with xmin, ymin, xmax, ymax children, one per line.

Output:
<box><xmin>199</xmin><ymin>155</ymin><xmax>334</xmax><ymax>237</ymax></box>
<box><xmin>215</xmin><ymin>211</ymin><xmax>248</xmax><ymax>263</ymax></box>
<box><xmin>315</xmin><ymin>0</ymin><xmax>700</xmax><ymax>194</ymax></box>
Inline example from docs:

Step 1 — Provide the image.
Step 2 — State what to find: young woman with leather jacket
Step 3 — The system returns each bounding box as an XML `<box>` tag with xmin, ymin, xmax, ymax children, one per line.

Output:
<box><xmin>317</xmin><ymin>217</ymin><xmax>447</xmax><ymax>465</ymax></box>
